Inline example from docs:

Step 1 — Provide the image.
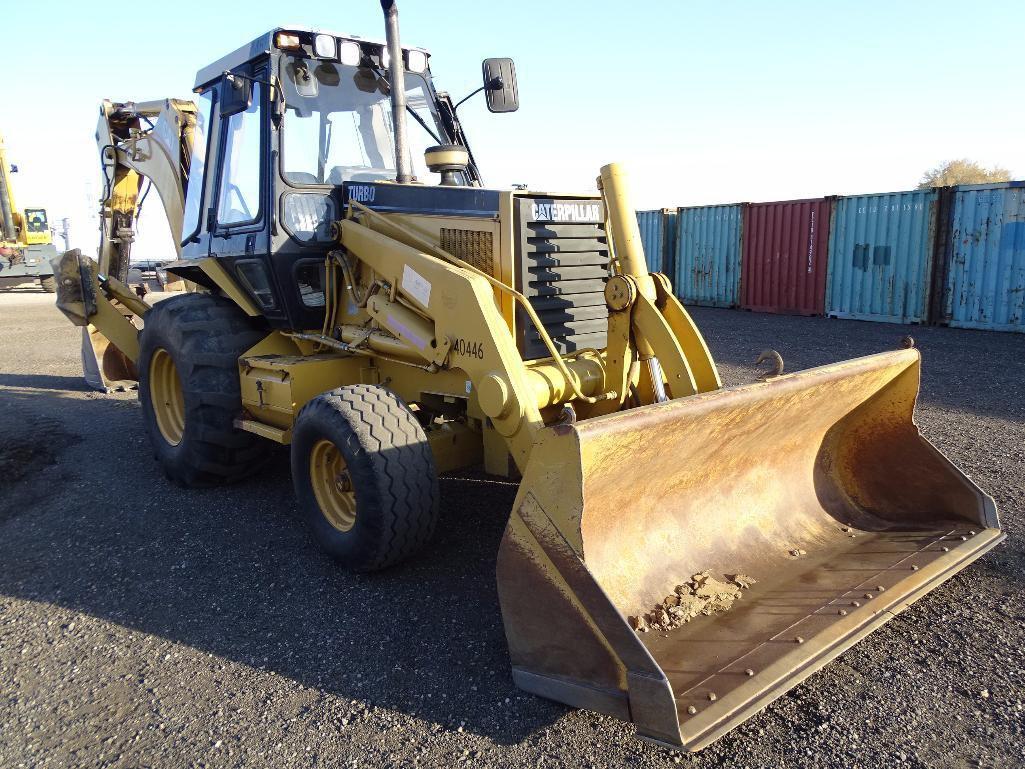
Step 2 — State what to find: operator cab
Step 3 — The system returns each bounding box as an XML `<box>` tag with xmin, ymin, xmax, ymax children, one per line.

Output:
<box><xmin>179</xmin><ymin>27</ymin><xmax>517</xmax><ymax>331</ymax></box>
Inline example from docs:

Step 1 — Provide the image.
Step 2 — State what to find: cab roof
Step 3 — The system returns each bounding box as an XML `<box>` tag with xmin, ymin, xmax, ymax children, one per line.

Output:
<box><xmin>193</xmin><ymin>25</ymin><xmax>430</xmax><ymax>90</ymax></box>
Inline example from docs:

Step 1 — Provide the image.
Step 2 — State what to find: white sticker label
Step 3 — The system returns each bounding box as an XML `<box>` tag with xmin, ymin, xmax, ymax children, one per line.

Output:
<box><xmin>402</xmin><ymin>265</ymin><xmax>432</xmax><ymax>308</ymax></box>
<box><xmin>465</xmin><ymin>380</ymin><xmax>472</xmax><ymax>394</ymax></box>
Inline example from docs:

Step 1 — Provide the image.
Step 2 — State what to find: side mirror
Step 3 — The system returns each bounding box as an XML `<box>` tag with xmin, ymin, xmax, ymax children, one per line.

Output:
<box><xmin>220</xmin><ymin>72</ymin><xmax>253</xmax><ymax>118</ymax></box>
<box><xmin>482</xmin><ymin>58</ymin><xmax>518</xmax><ymax>113</ymax></box>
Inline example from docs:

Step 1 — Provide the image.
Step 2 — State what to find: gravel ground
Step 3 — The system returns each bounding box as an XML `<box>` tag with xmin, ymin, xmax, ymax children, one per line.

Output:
<box><xmin>0</xmin><ymin>290</ymin><xmax>1022</xmax><ymax>768</ymax></box>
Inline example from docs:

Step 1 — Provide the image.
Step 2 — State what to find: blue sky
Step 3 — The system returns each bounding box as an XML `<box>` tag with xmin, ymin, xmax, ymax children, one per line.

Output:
<box><xmin>3</xmin><ymin>0</ymin><xmax>1022</xmax><ymax>258</ymax></box>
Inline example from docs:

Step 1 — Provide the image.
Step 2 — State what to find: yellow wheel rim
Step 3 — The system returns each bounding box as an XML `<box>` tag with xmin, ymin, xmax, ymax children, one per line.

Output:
<box><xmin>309</xmin><ymin>439</ymin><xmax>357</xmax><ymax>532</ymax></box>
<box><xmin>149</xmin><ymin>347</ymin><xmax>186</xmax><ymax>446</ymax></box>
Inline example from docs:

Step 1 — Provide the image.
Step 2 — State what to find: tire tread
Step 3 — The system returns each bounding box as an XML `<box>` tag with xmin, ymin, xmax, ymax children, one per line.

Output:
<box><xmin>139</xmin><ymin>293</ymin><xmax>271</xmax><ymax>487</ymax></box>
<box><xmin>293</xmin><ymin>385</ymin><xmax>438</xmax><ymax>571</ymax></box>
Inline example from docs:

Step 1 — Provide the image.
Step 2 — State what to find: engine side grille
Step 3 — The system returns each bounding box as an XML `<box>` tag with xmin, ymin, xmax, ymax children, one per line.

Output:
<box><xmin>441</xmin><ymin>227</ymin><xmax>494</xmax><ymax>275</ymax></box>
<box><xmin>515</xmin><ymin>198</ymin><xmax>609</xmax><ymax>360</ymax></box>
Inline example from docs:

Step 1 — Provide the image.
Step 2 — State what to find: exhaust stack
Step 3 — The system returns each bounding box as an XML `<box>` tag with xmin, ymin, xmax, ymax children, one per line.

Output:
<box><xmin>381</xmin><ymin>0</ymin><xmax>412</xmax><ymax>184</ymax></box>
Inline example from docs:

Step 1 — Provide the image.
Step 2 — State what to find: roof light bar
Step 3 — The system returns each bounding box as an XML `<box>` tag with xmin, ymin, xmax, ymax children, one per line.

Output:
<box><xmin>275</xmin><ymin>31</ymin><xmax>302</xmax><ymax>50</ymax></box>
<box><xmin>339</xmin><ymin>40</ymin><xmax>361</xmax><ymax>66</ymax></box>
<box><xmin>313</xmin><ymin>33</ymin><xmax>337</xmax><ymax>59</ymax></box>
<box><xmin>406</xmin><ymin>49</ymin><xmax>427</xmax><ymax>73</ymax></box>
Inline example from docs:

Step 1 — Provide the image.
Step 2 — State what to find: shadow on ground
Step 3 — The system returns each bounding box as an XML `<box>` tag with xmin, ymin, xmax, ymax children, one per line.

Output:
<box><xmin>0</xmin><ymin>372</ymin><xmax>93</xmax><ymax>392</ymax></box>
<box><xmin>0</xmin><ymin>383</ymin><xmax>555</xmax><ymax>744</ymax></box>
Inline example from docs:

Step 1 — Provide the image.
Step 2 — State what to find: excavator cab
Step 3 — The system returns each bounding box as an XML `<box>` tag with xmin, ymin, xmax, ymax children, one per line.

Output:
<box><xmin>51</xmin><ymin>3</ymin><xmax>1003</xmax><ymax>752</ymax></box>
<box><xmin>0</xmin><ymin>134</ymin><xmax>57</xmax><ymax>290</ymax></box>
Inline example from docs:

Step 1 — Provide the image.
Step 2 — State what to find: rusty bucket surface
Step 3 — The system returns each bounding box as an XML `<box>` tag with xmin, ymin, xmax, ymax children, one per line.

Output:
<box><xmin>497</xmin><ymin>349</ymin><xmax>1002</xmax><ymax>750</ymax></box>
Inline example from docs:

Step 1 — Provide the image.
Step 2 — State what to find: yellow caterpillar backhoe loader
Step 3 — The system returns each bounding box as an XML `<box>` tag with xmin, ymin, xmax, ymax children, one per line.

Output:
<box><xmin>53</xmin><ymin>1</ymin><xmax>1003</xmax><ymax>750</ymax></box>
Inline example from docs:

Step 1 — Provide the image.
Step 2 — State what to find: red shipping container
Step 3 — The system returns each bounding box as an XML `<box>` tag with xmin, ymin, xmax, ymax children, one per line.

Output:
<box><xmin>741</xmin><ymin>198</ymin><xmax>833</xmax><ymax>315</ymax></box>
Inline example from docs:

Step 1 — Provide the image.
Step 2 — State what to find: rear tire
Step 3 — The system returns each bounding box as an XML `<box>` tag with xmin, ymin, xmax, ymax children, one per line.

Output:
<box><xmin>39</xmin><ymin>275</ymin><xmax>56</xmax><ymax>293</ymax></box>
<box><xmin>138</xmin><ymin>292</ymin><xmax>272</xmax><ymax>487</ymax></box>
<box><xmin>291</xmin><ymin>385</ymin><xmax>439</xmax><ymax>571</ymax></box>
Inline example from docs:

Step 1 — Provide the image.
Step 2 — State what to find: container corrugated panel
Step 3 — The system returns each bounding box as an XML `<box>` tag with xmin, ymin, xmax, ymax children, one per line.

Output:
<box><xmin>825</xmin><ymin>189</ymin><xmax>937</xmax><ymax>323</ymax></box>
<box><xmin>741</xmin><ymin>198</ymin><xmax>833</xmax><ymax>315</ymax></box>
<box><xmin>663</xmin><ymin>209</ymin><xmax>677</xmax><ymax>276</ymax></box>
<box><xmin>942</xmin><ymin>182</ymin><xmax>1025</xmax><ymax>332</ymax></box>
<box><xmin>636</xmin><ymin>210</ymin><xmax>665</xmax><ymax>273</ymax></box>
<box><xmin>674</xmin><ymin>204</ymin><xmax>742</xmax><ymax>307</ymax></box>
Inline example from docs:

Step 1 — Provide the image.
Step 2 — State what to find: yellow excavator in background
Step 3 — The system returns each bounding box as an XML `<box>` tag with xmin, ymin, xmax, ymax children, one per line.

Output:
<box><xmin>52</xmin><ymin>0</ymin><xmax>1002</xmax><ymax>751</ymax></box>
<box><xmin>0</xmin><ymin>132</ymin><xmax>58</xmax><ymax>291</ymax></box>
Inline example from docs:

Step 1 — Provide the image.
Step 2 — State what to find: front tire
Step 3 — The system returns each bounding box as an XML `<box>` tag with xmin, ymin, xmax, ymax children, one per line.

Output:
<box><xmin>39</xmin><ymin>275</ymin><xmax>56</xmax><ymax>293</ymax></box>
<box><xmin>138</xmin><ymin>292</ymin><xmax>272</xmax><ymax>487</ymax></box>
<box><xmin>291</xmin><ymin>385</ymin><xmax>439</xmax><ymax>571</ymax></box>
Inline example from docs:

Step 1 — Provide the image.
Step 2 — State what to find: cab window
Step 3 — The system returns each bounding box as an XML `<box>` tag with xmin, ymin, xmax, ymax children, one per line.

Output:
<box><xmin>280</xmin><ymin>57</ymin><xmax>454</xmax><ymax>186</ymax></box>
<box><xmin>24</xmin><ymin>209</ymin><xmax>48</xmax><ymax>233</ymax></box>
<box><xmin>217</xmin><ymin>82</ymin><xmax>263</xmax><ymax>226</ymax></box>
<box><xmin>181</xmin><ymin>90</ymin><xmax>214</xmax><ymax>240</ymax></box>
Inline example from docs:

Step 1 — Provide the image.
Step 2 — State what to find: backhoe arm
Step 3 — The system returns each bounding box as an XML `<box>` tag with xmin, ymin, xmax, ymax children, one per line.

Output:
<box><xmin>54</xmin><ymin>98</ymin><xmax>197</xmax><ymax>391</ymax></box>
<box><xmin>96</xmin><ymin>98</ymin><xmax>197</xmax><ymax>280</ymax></box>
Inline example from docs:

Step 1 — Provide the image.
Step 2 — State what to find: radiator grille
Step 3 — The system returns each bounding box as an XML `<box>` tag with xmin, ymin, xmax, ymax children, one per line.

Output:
<box><xmin>441</xmin><ymin>228</ymin><xmax>494</xmax><ymax>275</ymax></box>
<box><xmin>515</xmin><ymin>198</ymin><xmax>609</xmax><ymax>360</ymax></box>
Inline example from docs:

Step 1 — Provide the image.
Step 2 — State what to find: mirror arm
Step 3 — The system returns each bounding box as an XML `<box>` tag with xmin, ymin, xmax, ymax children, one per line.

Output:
<box><xmin>453</xmin><ymin>85</ymin><xmax>487</xmax><ymax>112</ymax></box>
<box><xmin>453</xmin><ymin>78</ymin><xmax>503</xmax><ymax>112</ymax></box>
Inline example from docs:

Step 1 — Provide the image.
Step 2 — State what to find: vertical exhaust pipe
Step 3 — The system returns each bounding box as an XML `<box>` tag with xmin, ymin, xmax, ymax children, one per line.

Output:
<box><xmin>381</xmin><ymin>0</ymin><xmax>412</xmax><ymax>184</ymax></box>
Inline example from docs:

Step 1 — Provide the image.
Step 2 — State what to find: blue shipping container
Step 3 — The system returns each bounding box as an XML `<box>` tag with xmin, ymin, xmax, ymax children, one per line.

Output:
<box><xmin>674</xmin><ymin>205</ymin><xmax>743</xmax><ymax>307</ymax></box>
<box><xmin>825</xmin><ymin>189</ymin><xmax>937</xmax><ymax>323</ymax></box>
<box><xmin>636</xmin><ymin>209</ymin><xmax>675</xmax><ymax>273</ymax></box>
<box><xmin>942</xmin><ymin>183</ymin><xmax>1025</xmax><ymax>332</ymax></box>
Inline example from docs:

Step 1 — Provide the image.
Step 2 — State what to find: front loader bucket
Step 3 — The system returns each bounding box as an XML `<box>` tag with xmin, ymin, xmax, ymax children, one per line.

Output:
<box><xmin>497</xmin><ymin>349</ymin><xmax>1002</xmax><ymax>750</ymax></box>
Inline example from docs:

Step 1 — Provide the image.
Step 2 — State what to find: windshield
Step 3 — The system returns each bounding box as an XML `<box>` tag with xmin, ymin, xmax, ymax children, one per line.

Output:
<box><xmin>280</xmin><ymin>56</ymin><xmax>455</xmax><ymax>186</ymax></box>
<box><xmin>24</xmin><ymin>209</ymin><xmax>48</xmax><ymax>233</ymax></box>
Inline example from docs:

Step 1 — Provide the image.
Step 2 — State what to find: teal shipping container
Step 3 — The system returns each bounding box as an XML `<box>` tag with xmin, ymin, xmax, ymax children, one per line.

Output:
<box><xmin>636</xmin><ymin>209</ymin><xmax>675</xmax><ymax>273</ymax></box>
<box><xmin>825</xmin><ymin>189</ymin><xmax>937</xmax><ymax>324</ymax></box>
<box><xmin>674</xmin><ymin>204</ymin><xmax>743</xmax><ymax>307</ymax></box>
<box><xmin>940</xmin><ymin>183</ymin><xmax>1025</xmax><ymax>332</ymax></box>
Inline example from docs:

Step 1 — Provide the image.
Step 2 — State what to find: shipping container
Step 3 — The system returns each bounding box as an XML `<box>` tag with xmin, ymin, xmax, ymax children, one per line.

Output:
<box><xmin>741</xmin><ymin>198</ymin><xmax>833</xmax><ymax>315</ymax></box>
<box><xmin>636</xmin><ymin>209</ymin><xmax>676</xmax><ymax>273</ymax></box>
<box><xmin>674</xmin><ymin>204</ymin><xmax>743</xmax><ymax>307</ymax></box>
<box><xmin>825</xmin><ymin>189</ymin><xmax>937</xmax><ymax>324</ymax></box>
<box><xmin>941</xmin><ymin>182</ymin><xmax>1025</xmax><ymax>332</ymax></box>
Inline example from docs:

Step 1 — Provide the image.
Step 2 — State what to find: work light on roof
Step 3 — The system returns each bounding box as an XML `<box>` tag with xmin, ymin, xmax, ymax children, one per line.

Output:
<box><xmin>406</xmin><ymin>49</ymin><xmax>427</xmax><ymax>73</ymax></box>
<box><xmin>274</xmin><ymin>31</ymin><xmax>301</xmax><ymax>50</ymax></box>
<box><xmin>339</xmin><ymin>40</ymin><xmax>361</xmax><ymax>66</ymax></box>
<box><xmin>313</xmin><ymin>34</ymin><xmax>336</xmax><ymax>59</ymax></box>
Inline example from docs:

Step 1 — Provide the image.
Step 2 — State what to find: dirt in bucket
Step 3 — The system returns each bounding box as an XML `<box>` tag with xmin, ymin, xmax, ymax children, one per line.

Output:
<box><xmin>630</xmin><ymin>572</ymin><xmax>757</xmax><ymax>633</ymax></box>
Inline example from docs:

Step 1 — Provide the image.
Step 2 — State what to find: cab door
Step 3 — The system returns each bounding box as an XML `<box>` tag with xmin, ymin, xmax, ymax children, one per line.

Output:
<box><xmin>207</xmin><ymin>68</ymin><xmax>281</xmax><ymax>319</ymax></box>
